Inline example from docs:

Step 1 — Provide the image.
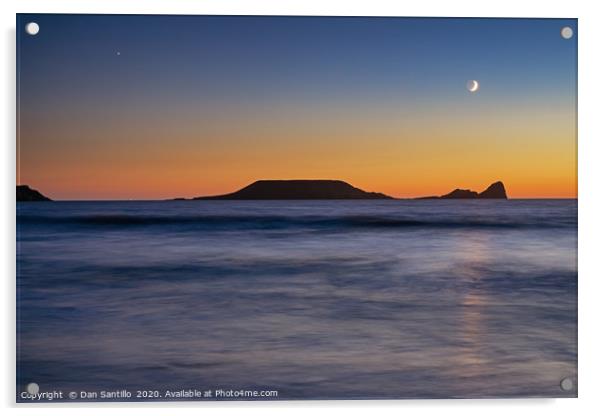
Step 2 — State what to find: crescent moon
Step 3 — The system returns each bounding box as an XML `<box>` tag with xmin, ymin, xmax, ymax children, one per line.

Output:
<box><xmin>468</xmin><ymin>80</ymin><xmax>479</xmax><ymax>92</ymax></box>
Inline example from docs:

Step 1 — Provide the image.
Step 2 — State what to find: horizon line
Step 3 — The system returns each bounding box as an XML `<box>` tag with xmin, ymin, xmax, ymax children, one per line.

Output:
<box><xmin>17</xmin><ymin>197</ymin><xmax>577</xmax><ymax>202</ymax></box>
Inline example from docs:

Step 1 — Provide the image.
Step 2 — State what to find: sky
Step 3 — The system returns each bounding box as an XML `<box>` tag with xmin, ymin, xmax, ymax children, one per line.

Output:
<box><xmin>17</xmin><ymin>15</ymin><xmax>577</xmax><ymax>200</ymax></box>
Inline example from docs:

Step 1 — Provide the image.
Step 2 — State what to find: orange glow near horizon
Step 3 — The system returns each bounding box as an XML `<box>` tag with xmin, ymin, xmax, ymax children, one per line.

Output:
<box><xmin>17</xmin><ymin>99</ymin><xmax>576</xmax><ymax>200</ymax></box>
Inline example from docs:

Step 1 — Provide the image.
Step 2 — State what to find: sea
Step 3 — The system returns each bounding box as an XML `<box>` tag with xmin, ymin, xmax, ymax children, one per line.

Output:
<box><xmin>16</xmin><ymin>199</ymin><xmax>577</xmax><ymax>400</ymax></box>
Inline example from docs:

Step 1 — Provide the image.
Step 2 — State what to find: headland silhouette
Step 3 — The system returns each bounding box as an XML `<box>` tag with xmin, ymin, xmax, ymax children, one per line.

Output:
<box><xmin>17</xmin><ymin>180</ymin><xmax>508</xmax><ymax>201</ymax></box>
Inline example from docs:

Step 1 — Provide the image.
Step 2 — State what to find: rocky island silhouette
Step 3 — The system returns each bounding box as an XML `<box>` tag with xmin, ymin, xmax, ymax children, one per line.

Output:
<box><xmin>188</xmin><ymin>180</ymin><xmax>508</xmax><ymax>200</ymax></box>
<box><xmin>417</xmin><ymin>181</ymin><xmax>508</xmax><ymax>199</ymax></box>
<box><xmin>193</xmin><ymin>180</ymin><xmax>392</xmax><ymax>200</ymax></box>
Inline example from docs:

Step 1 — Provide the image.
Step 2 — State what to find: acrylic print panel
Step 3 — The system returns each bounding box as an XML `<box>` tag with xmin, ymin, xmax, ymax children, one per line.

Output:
<box><xmin>16</xmin><ymin>14</ymin><xmax>577</xmax><ymax>402</ymax></box>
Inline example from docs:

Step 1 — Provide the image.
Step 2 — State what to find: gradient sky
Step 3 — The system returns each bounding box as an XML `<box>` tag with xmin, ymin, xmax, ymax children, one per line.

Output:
<box><xmin>17</xmin><ymin>15</ymin><xmax>577</xmax><ymax>200</ymax></box>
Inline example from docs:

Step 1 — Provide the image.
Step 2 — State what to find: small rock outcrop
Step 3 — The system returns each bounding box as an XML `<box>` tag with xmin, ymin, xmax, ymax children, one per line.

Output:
<box><xmin>478</xmin><ymin>181</ymin><xmax>508</xmax><ymax>199</ymax></box>
<box><xmin>441</xmin><ymin>189</ymin><xmax>479</xmax><ymax>199</ymax></box>
<box><xmin>17</xmin><ymin>185</ymin><xmax>52</xmax><ymax>201</ymax></box>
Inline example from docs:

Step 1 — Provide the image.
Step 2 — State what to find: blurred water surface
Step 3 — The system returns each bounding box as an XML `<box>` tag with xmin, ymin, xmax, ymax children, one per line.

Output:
<box><xmin>16</xmin><ymin>199</ymin><xmax>577</xmax><ymax>400</ymax></box>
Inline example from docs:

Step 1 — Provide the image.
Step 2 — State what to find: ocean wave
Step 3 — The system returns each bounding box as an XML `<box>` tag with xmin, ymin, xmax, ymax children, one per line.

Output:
<box><xmin>16</xmin><ymin>214</ymin><xmax>575</xmax><ymax>230</ymax></box>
